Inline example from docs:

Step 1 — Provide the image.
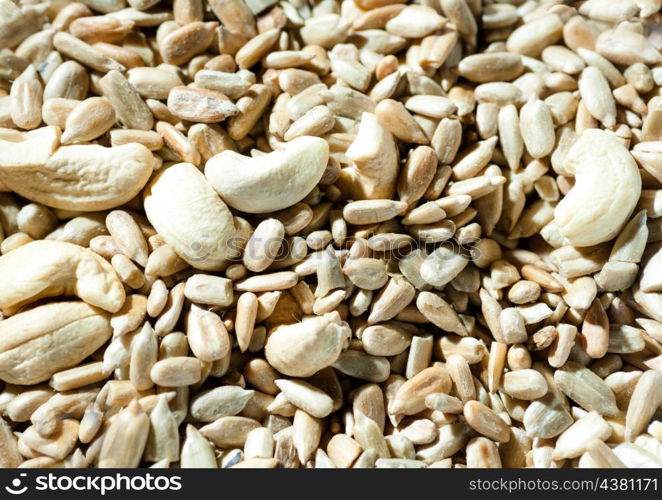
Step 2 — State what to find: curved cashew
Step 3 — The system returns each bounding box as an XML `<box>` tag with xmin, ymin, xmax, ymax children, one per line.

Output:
<box><xmin>144</xmin><ymin>162</ymin><xmax>239</xmax><ymax>270</ymax></box>
<box><xmin>0</xmin><ymin>134</ymin><xmax>155</xmax><ymax>211</ymax></box>
<box><xmin>204</xmin><ymin>136</ymin><xmax>329</xmax><ymax>213</ymax></box>
<box><xmin>337</xmin><ymin>112</ymin><xmax>399</xmax><ymax>200</ymax></box>
<box><xmin>554</xmin><ymin>129</ymin><xmax>641</xmax><ymax>247</ymax></box>
<box><xmin>0</xmin><ymin>240</ymin><xmax>126</xmax><ymax>315</ymax></box>
<box><xmin>264</xmin><ymin>311</ymin><xmax>351</xmax><ymax>377</ymax></box>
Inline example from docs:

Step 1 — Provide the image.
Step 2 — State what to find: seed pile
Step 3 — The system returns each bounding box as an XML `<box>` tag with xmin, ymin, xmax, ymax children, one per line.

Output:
<box><xmin>1</xmin><ymin>0</ymin><xmax>662</xmax><ymax>469</ymax></box>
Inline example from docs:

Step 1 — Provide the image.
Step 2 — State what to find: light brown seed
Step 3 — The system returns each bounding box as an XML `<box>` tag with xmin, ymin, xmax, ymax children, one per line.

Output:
<box><xmin>10</xmin><ymin>65</ymin><xmax>42</xmax><ymax>130</ymax></box>
<box><xmin>554</xmin><ymin>361</ymin><xmax>619</xmax><ymax>416</ymax></box>
<box><xmin>389</xmin><ymin>366</ymin><xmax>451</xmax><ymax>416</ymax></box>
<box><xmin>416</xmin><ymin>291</ymin><xmax>467</xmax><ymax>336</ymax></box>
<box><xmin>98</xmin><ymin>401</ymin><xmax>149</xmax><ymax>468</ymax></box>
<box><xmin>99</xmin><ymin>70</ymin><xmax>153</xmax><ymax>131</ymax></box>
<box><xmin>159</xmin><ymin>22</ymin><xmax>218</xmax><ymax>66</ymax></box>
<box><xmin>463</xmin><ymin>401</ymin><xmax>510</xmax><ymax>443</ymax></box>
<box><xmin>625</xmin><ymin>370</ymin><xmax>662</xmax><ymax>441</ymax></box>
<box><xmin>167</xmin><ymin>86</ymin><xmax>238</xmax><ymax>123</ymax></box>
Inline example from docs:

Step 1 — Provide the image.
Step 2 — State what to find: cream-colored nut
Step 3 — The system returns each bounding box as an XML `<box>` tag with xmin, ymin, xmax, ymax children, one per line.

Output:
<box><xmin>193</xmin><ymin>70</ymin><xmax>252</xmax><ymax>100</ymax></box>
<box><xmin>641</xmin><ymin>248</ymin><xmax>662</xmax><ymax>292</ymax></box>
<box><xmin>337</xmin><ymin>112</ymin><xmax>399</xmax><ymax>200</ymax></box>
<box><xmin>61</xmin><ymin>97</ymin><xmax>116</xmax><ymax>144</ymax></box>
<box><xmin>42</xmin><ymin>98</ymin><xmax>80</xmax><ymax>129</ymax></box>
<box><xmin>385</xmin><ymin>5</ymin><xmax>445</xmax><ymax>38</ymax></box>
<box><xmin>0</xmin><ymin>301</ymin><xmax>112</xmax><ymax>385</ymax></box>
<box><xmin>159</xmin><ymin>21</ymin><xmax>218</xmax><ymax>66</ymax></box>
<box><xmin>243</xmin><ymin>218</ymin><xmax>285</xmax><ymax>272</ymax></box>
<box><xmin>43</xmin><ymin>61</ymin><xmax>89</xmax><ymax>101</ymax></box>
<box><xmin>127</xmin><ymin>67</ymin><xmax>184</xmax><ymax>100</ymax></box>
<box><xmin>150</xmin><ymin>357</ymin><xmax>202</xmax><ymax>387</ymax></box>
<box><xmin>10</xmin><ymin>65</ymin><xmax>42</xmax><ymax>130</ymax></box>
<box><xmin>506</xmin><ymin>13</ymin><xmax>563</xmax><ymax>58</ymax></box>
<box><xmin>0</xmin><ymin>240</ymin><xmax>125</xmax><ymax>315</ymax></box>
<box><xmin>205</xmin><ymin>136</ymin><xmax>329</xmax><ymax>214</ymax></box>
<box><xmin>98</xmin><ymin>401</ymin><xmax>149</xmax><ymax>468</ymax></box>
<box><xmin>519</xmin><ymin>97</ymin><xmax>555</xmax><ymax>159</ymax></box>
<box><xmin>300</xmin><ymin>14</ymin><xmax>350</xmax><ymax>49</ymax></box>
<box><xmin>1</xmin><ymin>233</ymin><xmax>33</xmax><ymax>254</ymax></box>
<box><xmin>190</xmin><ymin>386</ymin><xmax>254</xmax><ymax>422</ymax></box>
<box><xmin>264</xmin><ymin>311</ymin><xmax>351</xmax><ymax>377</ymax></box>
<box><xmin>0</xmin><ymin>126</ymin><xmax>61</xmax><ymax>171</ymax></box>
<box><xmin>0</xmin><ymin>142</ymin><xmax>154</xmax><ymax>211</ymax></box>
<box><xmin>502</xmin><ymin>369</ymin><xmax>548</xmax><ymax>400</ymax></box>
<box><xmin>343</xmin><ymin>258</ymin><xmax>388</xmax><ymax>290</ymax></box>
<box><xmin>361</xmin><ymin>324</ymin><xmax>412</xmax><ymax>356</ymax></box>
<box><xmin>632</xmin><ymin>141</ymin><xmax>662</xmax><ymax>184</ymax></box>
<box><xmin>105</xmin><ymin>210</ymin><xmax>149</xmax><ymax>267</ymax></box>
<box><xmin>167</xmin><ymin>86</ymin><xmax>239</xmax><ymax>123</ymax></box>
<box><xmin>275</xmin><ymin>379</ymin><xmax>334</xmax><ymax>419</ymax></box>
<box><xmin>185</xmin><ymin>304</ymin><xmax>231</xmax><ymax>362</ymax></box>
<box><xmin>53</xmin><ymin>31</ymin><xmax>125</xmax><ymax>73</ymax></box>
<box><xmin>389</xmin><ymin>366</ymin><xmax>452</xmax><ymax>416</ymax></box>
<box><xmin>596</xmin><ymin>28</ymin><xmax>662</xmax><ymax>67</ymax></box>
<box><xmin>235</xmin><ymin>29</ymin><xmax>280</xmax><ymax>70</ymax></box>
<box><xmin>553</xmin><ymin>129</ymin><xmax>641</xmax><ymax>247</ymax></box>
<box><xmin>343</xmin><ymin>199</ymin><xmax>407</xmax><ymax>225</ymax></box>
<box><xmin>578</xmin><ymin>66</ymin><xmax>616</xmax><ymax>129</ymax></box>
<box><xmin>16</xmin><ymin>203</ymin><xmax>57</xmax><ymax>239</ymax></box>
<box><xmin>184</xmin><ymin>274</ymin><xmax>233</xmax><ymax>307</ymax></box>
<box><xmin>553</xmin><ymin>411</ymin><xmax>611</xmax><ymax>460</ymax></box>
<box><xmin>420</xmin><ymin>247</ymin><xmax>468</xmax><ymax>287</ymax></box>
<box><xmin>111</xmin><ymin>254</ymin><xmax>145</xmax><ymax>289</ymax></box>
<box><xmin>19</xmin><ymin>418</ymin><xmax>80</xmax><ymax>460</ymax></box>
<box><xmin>144</xmin><ymin>162</ymin><xmax>238</xmax><ymax>270</ymax></box>
<box><xmin>457</xmin><ymin>52</ymin><xmax>523</xmax><ymax>83</ymax></box>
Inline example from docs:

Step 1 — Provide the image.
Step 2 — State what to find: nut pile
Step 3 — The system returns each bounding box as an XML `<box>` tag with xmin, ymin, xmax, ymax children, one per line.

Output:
<box><xmin>1</xmin><ymin>0</ymin><xmax>662</xmax><ymax>470</ymax></box>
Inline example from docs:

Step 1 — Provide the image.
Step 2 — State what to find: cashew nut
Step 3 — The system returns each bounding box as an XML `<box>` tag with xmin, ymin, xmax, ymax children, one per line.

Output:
<box><xmin>336</xmin><ymin>112</ymin><xmax>399</xmax><ymax>200</ymax></box>
<box><xmin>0</xmin><ymin>301</ymin><xmax>112</xmax><ymax>385</ymax></box>
<box><xmin>264</xmin><ymin>311</ymin><xmax>351</xmax><ymax>377</ymax></box>
<box><xmin>204</xmin><ymin>136</ymin><xmax>329</xmax><ymax>213</ymax></box>
<box><xmin>144</xmin><ymin>162</ymin><xmax>239</xmax><ymax>270</ymax></box>
<box><xmin>0</xmin><ymin>137</ymin><xmax>155</xmax><ymax>211</ymax></box>
<box><xmin>0</xmin><ymin>240</ymin><xmax>126</xmax><ymax>315</ymax></box>
<box><xmin>0</xmin><ymin>126</ymin><xmax>60</xmax><ymax>169</ymax></box>
<box><xmin>553</xmin><ymin>129</ymin><xmax>641</xmax><ymax>247</ymax></box>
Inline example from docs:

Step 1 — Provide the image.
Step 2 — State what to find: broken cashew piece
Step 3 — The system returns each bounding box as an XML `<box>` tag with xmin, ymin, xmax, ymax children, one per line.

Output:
<box><xmin>337</xmin><ymin>112</ymin><xmax>399</xmax><ymax>200</ymax></box>
<box><xmin>0</xmin><ymin>301</ymin><xmax>112</xmax><ymax>385</ymax></box>
<box><xmin>264</xmin><ymin>311</ymin><xmax>351</xmax><ymax>377</ymax></box>
<box><xmin>553</xmin><ymin>129</ymin><xmax>641</xmax><ymax>247</ymax></box>
<box><xmin>205</xmin><ymin>136</ymin><xmax>329</xmax><ymax>214</ymax></box>
<box><xmin>0</xmin><ymin>126</ymin><xmax>61</xmax><ymax>169</ymax></box>
<box><xmin>144</xmin><ymin>162</ymin><xmax>239</xmax><ymax>270</ymax></box>
<box><xmin>0</xmin><ymin>240</ymin><xmax>126</xmax><ymax>315</ymax></box>
<box><xmin>0</xmin><ymin>134</ymin><xmax>155</xmax><ymax>211</ymax></box>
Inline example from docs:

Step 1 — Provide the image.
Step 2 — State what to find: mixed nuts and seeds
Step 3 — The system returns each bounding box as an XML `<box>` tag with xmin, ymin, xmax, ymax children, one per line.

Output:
<box><xmin>0</xmin><ymin>0</ymin><xmax>662</xmax><ymax>469</ymax></box>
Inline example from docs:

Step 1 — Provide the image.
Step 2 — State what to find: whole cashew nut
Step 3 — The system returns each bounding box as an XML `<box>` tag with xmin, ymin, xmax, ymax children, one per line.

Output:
<box><xmin>0</xmin><ymin>301</ymin><xmax>112</xmax><ymax>385</ymax></box>
<box><xmin>553</xmin><ymin>129</ymin><xmax>641</xmax><ymax>247</ymax></box>
<box><xmin>0</xmin><ymin>133</ymin><xmax>155</xmax><ymax>211</ymax></box>
<box><xmin>0</xmin><ymin>240</ymin><xmax>126</xmax><ymax>315</ymax></box>
<box><xmin>204</xmin><ymin>135</ymin><xmax>329</xmax><ymax>214</ymax></box>
<box><xmin>144</xmin><ymin>162</ymin><xmax>239</xmax><ymax>270</ymax></box>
